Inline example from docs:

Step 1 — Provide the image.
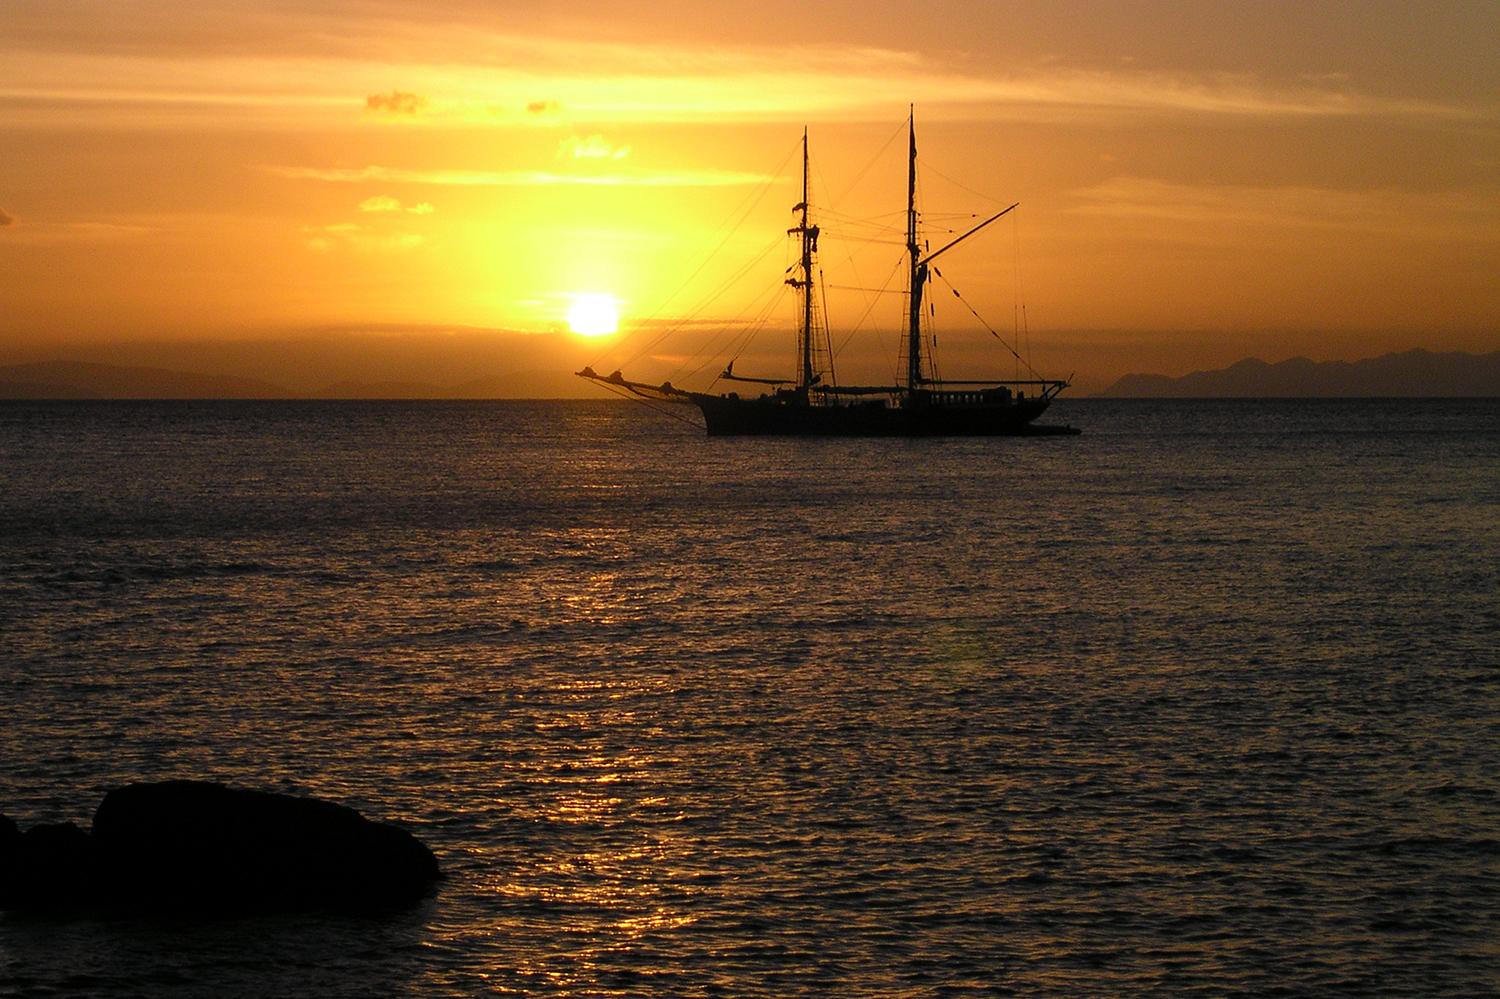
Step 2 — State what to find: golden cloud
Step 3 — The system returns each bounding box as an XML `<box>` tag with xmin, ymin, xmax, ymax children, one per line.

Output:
<box><xmin>3</xmin><ymin>39</ymin><xmax>1482</xmax><ymax>129</ymax></box>
<box><xmin>559</xmin><ymin>134</ymin><xmax>629</xmax><ymax>160</ymax></box>
<box><xmin>365</xmin><ymin>90</ymin><xmax>428</xmax><ymax>116</ymax></box>
<box><xmin>303</xmin><ymin>222</ymin><xmax>425</xmax><ymax>253</ymax></box>
<box><xmin>270</xmin><ymin>165</ymin><xmax>777</xmax><ymax>186</ymax></box>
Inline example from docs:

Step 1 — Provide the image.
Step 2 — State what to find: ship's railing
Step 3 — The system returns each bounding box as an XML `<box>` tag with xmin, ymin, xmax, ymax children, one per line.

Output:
<box><xmin>815</xmin><ymin>378</ymin><xmax>1070</xmax><ymax>401</ymax></box>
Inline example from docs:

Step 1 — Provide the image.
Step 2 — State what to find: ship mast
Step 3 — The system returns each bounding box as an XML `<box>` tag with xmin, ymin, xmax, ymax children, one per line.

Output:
<box><xmin>905</xmin><ymin>112</ymin><xmax>925</xmax><ymax>390</ymax></box>
<box><xmin>903</xmin><ymin>112</ymin><xmax>1017</xmax><ymax>392</ymax></box>
<box><xmin>787</xmin><ymin>129</ymin><xmax>819</xmax><ymax>392</ymax></box>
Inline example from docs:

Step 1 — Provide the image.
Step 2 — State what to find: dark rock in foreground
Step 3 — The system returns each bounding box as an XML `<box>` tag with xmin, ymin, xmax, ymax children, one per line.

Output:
<box><xmin>0</xmin><ymin>781</ymin><xmax>440</xmax><ymax>914</ymax></box>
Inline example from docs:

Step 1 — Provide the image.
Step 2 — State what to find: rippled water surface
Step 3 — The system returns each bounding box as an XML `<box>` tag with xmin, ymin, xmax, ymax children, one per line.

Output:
<box><xmin>2</xmin><ymin>398</ymin><xmax>1498</xmax><ymax>997</ymax></box>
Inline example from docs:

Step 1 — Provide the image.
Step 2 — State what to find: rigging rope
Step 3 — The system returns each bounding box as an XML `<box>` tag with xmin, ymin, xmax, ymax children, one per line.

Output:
<box><xmin>587</xmin><ymin>379</ymin><xmax>705</xmax><ymax>430</ymax></box>
<box><xmin>592</xmin><ymin>139</ymin><xmax>800</xmax><ymax>372</ymax></box>
<box><xmin>931</xmin><ymin>269</ymin><xmax>1045</xmax><ymax>380</ymax></box>
<box><xmin>618</xmin><ymin>230</ymin><xmax>787</xmax><ymax>374</ymax></box>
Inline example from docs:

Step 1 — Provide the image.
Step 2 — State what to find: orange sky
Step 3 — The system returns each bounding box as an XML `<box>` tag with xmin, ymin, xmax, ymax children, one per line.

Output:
<box><xmin>1</xmin><ymin>0</ymin><xmax>1495</xmax><ymax>392</ymax></box>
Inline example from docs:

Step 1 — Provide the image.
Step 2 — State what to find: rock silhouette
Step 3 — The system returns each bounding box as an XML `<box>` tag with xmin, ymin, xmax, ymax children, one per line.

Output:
<box><xmin>0</xmin><ymin>781</ymin><xmax>440</xmax><ymax>914</ymax></box>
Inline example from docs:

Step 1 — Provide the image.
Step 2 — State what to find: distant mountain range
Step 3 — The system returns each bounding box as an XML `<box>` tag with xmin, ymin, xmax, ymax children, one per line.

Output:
<box><xmin>0</xmin><ymin>361</ymin><xmax>296</xmax><ymax>399</ymax></box>
<box><xmin>1099</xmin><ymin>349</ymin><xmax>1500</xmax><ymax>397</ymax></box>
<box><xmin>5</xmin><ymin>350</ymin><xmax>1498</xmax><ymax>400</ymax></box>
<box><xmin>0</xmin><ymin>361</ymin><xmax>611</xmax><ymax>400</ymax></box>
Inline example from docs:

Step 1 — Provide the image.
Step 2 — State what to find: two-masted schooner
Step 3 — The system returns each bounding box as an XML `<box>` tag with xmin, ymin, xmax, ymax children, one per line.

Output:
<box><xmin>578</xmin><ymin>116</ymin><xmax>1078</xmax><ymax>436</ymax></box>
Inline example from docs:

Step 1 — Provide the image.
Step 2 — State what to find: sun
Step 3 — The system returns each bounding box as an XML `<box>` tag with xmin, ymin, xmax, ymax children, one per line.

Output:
<box><xmin>567</xmin><ymin>294</ymin><xmax>619</xmax><ymax>337</ymax></box>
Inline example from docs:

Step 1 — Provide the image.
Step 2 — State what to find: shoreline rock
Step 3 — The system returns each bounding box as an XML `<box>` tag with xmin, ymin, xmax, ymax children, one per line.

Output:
<box><xmin>0</xmin><ymin>781</ymin><xmax>441</xmax><ymax>915</ymax></box>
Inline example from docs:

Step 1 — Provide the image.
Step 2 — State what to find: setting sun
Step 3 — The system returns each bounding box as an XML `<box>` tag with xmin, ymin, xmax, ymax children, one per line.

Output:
<box><xmin>567</xmin><ymin>294</ymin><xmax>619</xmax><ymax>337</ymax></box>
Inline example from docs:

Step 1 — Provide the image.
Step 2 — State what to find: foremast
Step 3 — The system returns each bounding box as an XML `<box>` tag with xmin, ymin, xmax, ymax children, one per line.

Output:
<box><xmin>787</xmin><ymin>129</ymin><xmax>820</xmax><ymax>392</ymax></box>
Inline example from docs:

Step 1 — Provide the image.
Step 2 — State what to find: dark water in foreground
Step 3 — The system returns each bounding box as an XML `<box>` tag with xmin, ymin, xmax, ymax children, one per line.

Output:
<box><xmin>1</xmin><ymin>398</ymin><xmax>1497</xmax><ymax>997</ymax></box>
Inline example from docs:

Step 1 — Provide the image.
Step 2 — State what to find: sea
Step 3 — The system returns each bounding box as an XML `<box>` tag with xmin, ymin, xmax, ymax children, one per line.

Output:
<box><xmin>1</xmin><ymin>397</ymin><xmax>1497</xmax><ymax>998</ymax></box>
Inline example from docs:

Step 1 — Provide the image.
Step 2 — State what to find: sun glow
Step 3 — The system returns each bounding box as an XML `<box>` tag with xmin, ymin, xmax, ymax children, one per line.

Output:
<box><xmin>568</xmin><ymin>294</ymin><xmax>619</xmax><ymax>337</ymax></box>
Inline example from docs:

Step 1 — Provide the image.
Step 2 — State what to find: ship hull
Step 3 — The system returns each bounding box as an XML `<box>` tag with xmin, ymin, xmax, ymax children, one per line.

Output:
<box><xmin>691</xmin><ymin>394</ymin><xmax>1078</xmax><ymax>437</ymax></box>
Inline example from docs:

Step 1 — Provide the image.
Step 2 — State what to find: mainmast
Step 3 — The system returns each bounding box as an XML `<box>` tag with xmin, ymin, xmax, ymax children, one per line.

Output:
<box><xmin>787</xmin><ymin>129</ymin><xmax>819</xmax><ymax>391</ymax></box>
<box><xmin>903</xmin><ymin>112</ymin><xmax>1017</xmax><ymax>393</ymax></box>
<box><xmin>905</xmin><ymin>112</ymin><xmax>926</xmax><ymax>390</ymax></box>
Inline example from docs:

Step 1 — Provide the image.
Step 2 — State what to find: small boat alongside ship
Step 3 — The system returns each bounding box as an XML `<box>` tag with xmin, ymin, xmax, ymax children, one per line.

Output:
<box><xmin>579</xmin><ymin>115</ymin><xmax>1079</xmax><ymax>437</ymax></box>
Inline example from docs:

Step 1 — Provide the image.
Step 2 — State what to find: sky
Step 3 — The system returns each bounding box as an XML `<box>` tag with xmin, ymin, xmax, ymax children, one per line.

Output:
<box><xmin>1</xmin><ymin>0</ymin><xmax>1496</xmax><ymax>392</ymax></box>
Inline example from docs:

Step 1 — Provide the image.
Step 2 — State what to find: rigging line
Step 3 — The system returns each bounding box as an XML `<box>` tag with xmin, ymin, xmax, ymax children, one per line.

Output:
<box><xmin>831</xmin><ymin>255</ymin><xmax>904</xmax><ymax>360</ymax></box>
<box><xmin>820</xmin><ymin>235</ymin><xmax>908</xmax><ymax>247</ymax></box>
<box><xmin>1011</xmin><ymin>212</ymin><xmax>1034</xmax><ymax>375</ymax></box>
<box><xmin>695</xmin><ymin>151</ymin><xmax>822</xmax><ymax>386</ymax></box>
<box><xmin>822</xmin><ymin>200</ymin><xmax>877</xmax><ymax>357</ymax></box>
<box><xmin>1023</xmin><ymin>303</ymin><xmax>1031</xmax><ymax>379</ymax></box>
<box><xmin>676</xmin><ymin>288</ymin><xmax>784</xmax><ymax>388</ymax></box>
<box><xmin>819</xmin><ymin>211</ymin><xmax>907</xmax><ymax>235</ymax></box>
<box><xmin>679</xmin><ymin>230</ymin><xmax>790</xmax><ymax>331</ymax></box>
<box><xmin>819</xmin><ymin>207</ymin><xmax>901</xmax><ymax>223</ymax></box>
<box><xmin>1011</xmin><ymin>213</ymin><xmax>1021</xmax><ymax>379</ymax></box>
<box><xmin>591</xmin><ymin>379</ymin><xmax>705</xmax><ymax>430</ymax></box>
<box><xmin>618</xmin><ymin>229</ymin><xmax>787</xmax><ymax>371</ymax></box>
<box><xmin>924</xmin><ymin>286</ymin><xmax>943</xmax><ymax>385</ymax></box>
<box><xmin>920</xmin><ymin>161</ymin><xmax>1008</xmax><ymax>208</ymax></box>
<box><xmin>829</xmin><ymin>118</ymin><xmax>909</xmax><ymax>208</ymax></box>
<box><xmin>646</xmin><ymin>140</ymin><xmax>796</xmax><ymax>314</ymax></box>
<box><xmin>619</xmin><ymin>204</ymin><xmax>785</xmax><ymax>366</ymax></box>
<box><xmin>697</xmin><ymin>289</ymin><xmax>782</xmax><ymax>376</ymax></box>
<box><xmin>817</xmin><ymin>210</ymin><xmax>906</xmax><ymax>232</ymax></box>
<box><xmin>594</xmin><ymin>138</ymin><xmax>799</xmax><ymax>368</ymax></box>
<box><xmin>675</xmin><ymin>260</ymin><xmax>793</xmax><ymax>385</ymax></box>
<box><xmin>827</xmin><ymin>195</ymin><xmax>905</xmax><ymax>359</ymax></box>
<box><xmin>841</xmin><ymin>208</ymin><xmax>909</xmax><ymax>221</ymax></box>
<box><xmin>817</xmin><ymin>265</ymin><xmax>837</xmax><ymax>387</ymax></box>
<box><xmin>672</xmin><ymin>285</ymin><xmax>782</xmax><ymax>375</ymax></box>
<box><xmin>684</xmin><ymin>281</ymin><xmax>791</xmax><ymax>386</ymax></box>
<box><xmin>932</xmin><ymin>269</ymin><xmax>1045</xmax><ymax>378</ymax></box>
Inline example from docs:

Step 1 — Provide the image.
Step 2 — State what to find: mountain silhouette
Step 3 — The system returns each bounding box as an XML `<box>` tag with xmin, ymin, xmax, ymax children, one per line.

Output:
<box><xmin>0</xmin><ymin>361</ymin><xmax>296</xmax><ymax>399</ymax></box>
<box><xmin>1100</xmin><ymin>349</ymin><xmax>1500</xmax><ymax>397</ymax></box>
<box><xmin>0</xmin><ymin>361</ymin><xmax>617</xmax><ymax>400</ymax></box>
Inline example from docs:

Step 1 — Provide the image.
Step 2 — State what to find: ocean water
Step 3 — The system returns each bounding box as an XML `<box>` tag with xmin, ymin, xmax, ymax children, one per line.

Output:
<box><xmin>1</xmin><ymin>397</ymin><xmax>1497</xmax><ymax>998</ymax></box>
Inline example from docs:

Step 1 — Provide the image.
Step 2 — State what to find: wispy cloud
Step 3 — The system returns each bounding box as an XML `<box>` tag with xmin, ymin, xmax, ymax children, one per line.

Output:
<box><xmin>0</xmin><ymin>219</ymin><xmax>157</xmax><ymax>244</ymax></box>
<box><xmin>560</xmin><ymin>134</ymin><xmax>629</xmax><ymax>160</ymax></box>
<box><xmin>0</xmin><ymin>36</ymin><xmax>1484</xmax><ymax>128</ymax></box>
<box><xmin>302</xmin><ymin>222</ymin><xmax>424</xmax><ymax>253</ymax></box>
<box><xmin>0</xmin><ymin>207</ymin><xmax>14</xmax><ymax>226</ymax></box>
<box><xmin>358</xmin><ymin>195</ymin><xmax>434</xmax><ymax>213</ymax></box>
<box><xmin>270</xmin><ymin>165</ymin><xmax>777</xmax><ymax>186</ymax></box>
<box><xmin>1068</xmin><ymin>177</ymin><xmax>1500</xmax><ymax>243</ymax></box>
<box><xmin>365</xmin><ymin>90</ymin><xmax>427</xmax><ymax>116</ymax></box>
<box><xmin>358</xmin><ymin>195</ymin><xmax>402</xmax><ymax>212</ymax></box>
